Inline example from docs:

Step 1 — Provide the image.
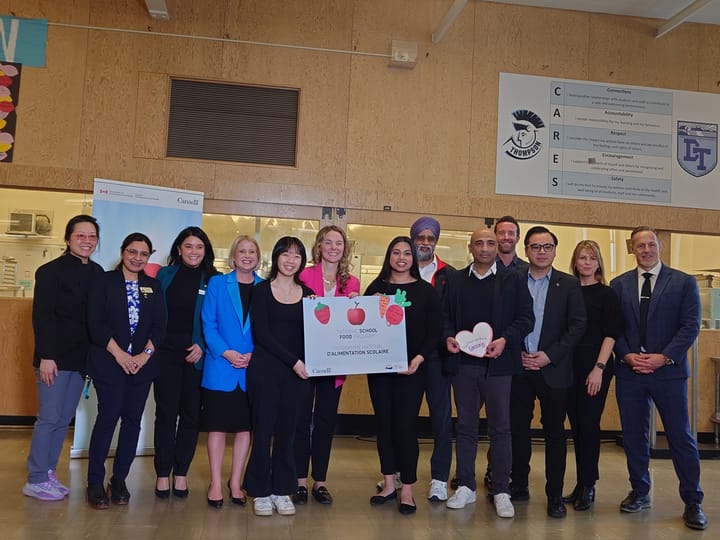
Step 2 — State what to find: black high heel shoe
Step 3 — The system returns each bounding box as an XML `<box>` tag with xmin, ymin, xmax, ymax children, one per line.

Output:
<box><xmin>172</xmin><ymin>476</ymin><xmax>189</xmax><ymax>498</ymax></box>
<box><xmin>155</xmin><ymin>478</ymin><xmax>170</xmax><ymax>499</ymax></box>
<box><xmin>227</xmin><ymin>480</ymin><xmax>246</xmax><ymax>506</ymax></box>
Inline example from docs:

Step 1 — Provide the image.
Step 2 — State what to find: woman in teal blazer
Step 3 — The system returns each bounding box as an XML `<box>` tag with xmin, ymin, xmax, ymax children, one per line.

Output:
<box><xmin>201</xmin><ymin>235</ymin><xmax>263</xmax><ymax>508</ymax></box>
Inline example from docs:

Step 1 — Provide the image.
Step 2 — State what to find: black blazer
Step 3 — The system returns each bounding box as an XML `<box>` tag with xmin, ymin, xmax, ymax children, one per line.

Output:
<box><xmin>524</xmin><ymin>267</ymin><xmax>587</xmax><ymax>389</ymax></box>
<box><xmin>86</xmin><ymin>269</ymin><xmax>167</xmax><ymax>385</ymax></box>
<box><xmin>442</xmin><ymin>265</ymin><xmax>535</xmax><ymax>376</ymax></box>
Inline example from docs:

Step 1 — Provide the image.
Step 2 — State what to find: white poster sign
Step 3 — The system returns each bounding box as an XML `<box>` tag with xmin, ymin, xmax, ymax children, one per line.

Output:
<box><xmin>496</xmin><ymin>72</ymin><xmax>720</xmax><ymax>209</ymax></box>
<box><xmin>303</xmin><ymin>295</ymin><xmax>408</xmax><ymax>376</ymax></box>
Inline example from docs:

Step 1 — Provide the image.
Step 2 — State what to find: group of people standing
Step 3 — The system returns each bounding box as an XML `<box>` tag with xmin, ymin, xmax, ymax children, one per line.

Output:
<box><xmin>22</xmin><ymin>213</ymin><xmax>707</xmax><ymax>530</ymax></box>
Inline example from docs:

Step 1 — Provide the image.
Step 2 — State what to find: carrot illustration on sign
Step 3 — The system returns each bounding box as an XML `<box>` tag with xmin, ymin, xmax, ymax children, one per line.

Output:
<box><xmin>378</xmin><ymin>294</ymin><xmax>390</xmax><ymax>317</ymax></box>
<box><xmin>314</xmin><ymin>301</ymin><xmax>330</xmax><ymax>324</ymax></box>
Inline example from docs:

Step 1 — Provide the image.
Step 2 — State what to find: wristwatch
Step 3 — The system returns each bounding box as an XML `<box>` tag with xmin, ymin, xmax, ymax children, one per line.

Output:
<box><xmin>664</xmin><ymin>355</ymin><xmax>675</xmax><ymax>366</ymax></box>
<box><xmin>595</xmin><ymin>362</ymin><xmax>606</xmax><ymax>370</ymax></box>
<box><xmin>144</xmin><ymin>347</ymin><xmax>154</xmax><ymax>356</ymax></box>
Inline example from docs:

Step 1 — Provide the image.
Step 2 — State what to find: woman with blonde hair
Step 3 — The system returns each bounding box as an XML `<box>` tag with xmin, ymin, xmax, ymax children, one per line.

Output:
<box><xmin>201</xmin><ymin>235</ymin><xmax>263</xmax><ymax>508</ymax></box>
<box><xmin>293</xmin><ymin>226</ymin><xmax>360</xmax><ymax>505</ymax></box>
<box><xmin>563</xmin><ymin>240</ymin><xmax>621</xmax><ymax>511</ymax></box>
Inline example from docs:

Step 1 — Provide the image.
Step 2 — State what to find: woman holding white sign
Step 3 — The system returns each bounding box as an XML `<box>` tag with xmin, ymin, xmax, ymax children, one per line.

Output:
<box><xmin>294</xmin><ymin>226</ymin><xmax>360</xmax><ymax>505</ymax></box>
<box><xmin>365</xmin><ymin>236</ymin><xmax>442</xmax><ymax>515</ymax></box>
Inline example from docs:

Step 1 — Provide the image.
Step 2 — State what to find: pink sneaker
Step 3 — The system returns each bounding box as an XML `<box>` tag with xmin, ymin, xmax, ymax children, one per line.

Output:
<box><xmin>48</xmin><ymin>470</ymin><xmax>69</xmax><ymax>497</ymax></box>
<box><xmin>22</xmin><ymin>481</ymin><xmax>64</xmax><ymax>501</ymax></box>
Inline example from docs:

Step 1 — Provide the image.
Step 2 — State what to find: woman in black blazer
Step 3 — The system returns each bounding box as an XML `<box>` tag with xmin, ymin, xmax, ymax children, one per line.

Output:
<box><xmin>85</xmin><ymin>232</ymin><xmax>167</xmax><ymax>509</ymax></box>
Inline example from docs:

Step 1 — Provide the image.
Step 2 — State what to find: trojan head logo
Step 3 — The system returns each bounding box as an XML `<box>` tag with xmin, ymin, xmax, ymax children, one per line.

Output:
<box><xmin>503</xmin><ymin>109</ymin><xmax>545</xmax><ymax>160</ymax></box>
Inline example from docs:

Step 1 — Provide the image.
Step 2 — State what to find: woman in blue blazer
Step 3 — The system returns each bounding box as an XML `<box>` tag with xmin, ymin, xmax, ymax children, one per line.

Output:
<box><xmin>153</xmin><ymin>227</ymin><xmax>219</xmax><ymax>499</ymax></box>
<box><xmin>201</xmin><ymin>235</ymin><xmax>263</xmax><ymax>508</ymax></box>
<box><xmin>86</xmin><ymin>232</ymin><xmax>167</xmax><ymax>509</ymax></box>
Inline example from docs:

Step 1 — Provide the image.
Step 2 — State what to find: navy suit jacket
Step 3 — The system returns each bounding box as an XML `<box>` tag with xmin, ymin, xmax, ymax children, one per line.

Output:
<box><xmin>524</xmin><ymin>268</ymin><xmax>587</xmax><ymax>389</ymax></box>
<box><xmin>610</xmin><ymin>264</ymin><xmax>700</xmax><ymax>380</ymax></box>
<box><xmin>86</xmin><ymin>269</ymin><xmax>167</xmax><ymax>385</ymax></box>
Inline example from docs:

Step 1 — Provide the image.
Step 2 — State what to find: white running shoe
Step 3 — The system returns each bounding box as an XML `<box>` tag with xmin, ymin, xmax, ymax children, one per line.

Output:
<box><xmin>427</xmin><ymin>479</ymin><xmax>448</xmax><ymax>501</ymax></box>
<box><xmin>494</xmin><ymin>492</ymin><xmax>515</xmax><ymax>518</ymax></box>
<box><xmin>271</xmin><ymin>494</ymin><xmax>296</xmax><ymax>516</ymax></box>
<box><xmin>254</xmin><ymin>496</ymin><xmax>273</xmax><ymax>516</ymax></box>
<box><xmin>22</xmin><ymin>481</ymin><xmax>64</xmax><ymax>501</ymax></box>
<box><xmin>446</xmin><ymin>485</ymin><xmax>477</xmax><ymax>509</ymax></box>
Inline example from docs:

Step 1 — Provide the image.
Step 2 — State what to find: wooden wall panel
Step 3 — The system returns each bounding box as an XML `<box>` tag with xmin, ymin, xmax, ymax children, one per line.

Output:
<box><xmin>0</xmin><ymin>299</ymin><xmax>36</xmax><ymax>416</ymax></box>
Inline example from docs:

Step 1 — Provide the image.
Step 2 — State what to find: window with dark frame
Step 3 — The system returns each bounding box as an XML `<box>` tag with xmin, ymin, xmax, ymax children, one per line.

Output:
<box><xmin>167</xmin><ymin>79</ymin><xmax>299</xmax><ymax>166</ymax></box>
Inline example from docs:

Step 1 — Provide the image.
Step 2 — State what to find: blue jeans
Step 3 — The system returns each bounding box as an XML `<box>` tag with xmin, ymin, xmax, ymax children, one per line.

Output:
<box><xmin>27</xmin><ymin>369</ymin><xmax>85</xmax><ymax>484</ymax></box>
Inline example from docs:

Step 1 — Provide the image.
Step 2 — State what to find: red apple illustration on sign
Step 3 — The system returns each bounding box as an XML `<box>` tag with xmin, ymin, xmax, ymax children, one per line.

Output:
<box><xmin>314</xmin><ymin>302</ymin><xmax>330</xmax><ymax>325</ymax></box>
<box><xmin>347</xmin><ymin>301</ymin><xmax>366</xmax><ymax>325</ymax></box>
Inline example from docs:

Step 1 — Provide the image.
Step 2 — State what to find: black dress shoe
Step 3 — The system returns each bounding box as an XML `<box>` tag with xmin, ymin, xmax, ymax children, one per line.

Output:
<box><xmin>370</xmin><ymin>490</ymin><xmax>397</xmax><ymax>505</ymax></box>
<box><xmin>398</xmin><ymin>497</ymin><xmax>416</xmax><ymax>515</ymax></box>
<box><xmin>573</xmin><ymin>486</ymin><xmax>595</xmax><ymax>511</ymax></box>
<box><xmin>509</xmin><ymin>485</ymin><xmax>530</xmax><ymax>501</ymax></box>
<box><xmin>172</xmin><ymin>477</ymin><xmax>189</xmax><ymax>498</ymax></box>
<box><xmin>683</xmin><ymin>502</ymin><xmax>708</xmax><ymax>530</ymax></box>
<box><xmin>562</xmin><ymin>484</ymin><xmax>579</xmax><ymax>503</ymax></box>
<box><xmin>620</xmin><ymin>490</ymin><xmax>651</xmax><ymax>513</ymax></box>
<box><xmin>227</xmin><ymin>480</ymin><xmax>246</xmax><ymax>506</ymax></box>
<box><xmin>292</xmin><ymin>486</ymin><xmax>308</xmax><ymax>505</ymax></box>
<box><xmin>108</xmin><ymin>477</ymin><xmax>130</xmax><ymax>505</ymax></box>
<box><xmin>87</xmin><ymin>483</ymin><xmax>109</xmax><ymax>509</ymax></box>
<box><xmin>547</xmin><ymin>496</ymin><xmax>567</xmax><ymax>518</ymax></box>
<box><xmin>312</xmin><ymin>486</ymin><xmax>333</xmax><ymax>505</ymax></box>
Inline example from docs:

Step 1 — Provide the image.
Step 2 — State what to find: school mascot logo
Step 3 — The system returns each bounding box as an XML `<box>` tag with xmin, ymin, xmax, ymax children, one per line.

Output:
<box><xmin>503</xmin><ymin>109</ymin><xmax>545</xmax><ymax>160</ymax></box>
<box><xmin>677</xmin><ymin>121</ymin><xmax>717</xmax><ymax>177</ymax></box>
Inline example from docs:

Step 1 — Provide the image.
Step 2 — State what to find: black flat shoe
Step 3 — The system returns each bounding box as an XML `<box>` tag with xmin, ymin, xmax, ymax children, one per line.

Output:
<box><xmin>562</xmin><ymin>484</ymin><xmax>579</xmax><ymax>503</ymax></box>
<box><xmin>227</xmin><ymin>480</ymin><xmax>246</xmax><ymax>506</ymax></box>
<box><xmin>398</xmin><ymin>497</ymin><xmax>416</xmax><ymax>515</ymax></box>
<box><xmin>311</xmin><ymin>486</ymin><xmax>333</xmax><ymax>505</ymax></box>
<box><xmin>172</xmin><ymin>477</ymin><xmax>189</xmax><ymax>498</ymax></box>
<box><xmin>509</xmin><ymin>485</ymin><xmax>530</xmax><ymax>501</ymax></box>
<box><xmin>370</xmin><ymin>491</ymin><xmax>397</xmax><ymax>505</ymax></box>
<box><xmin>292</xmin><ymin>486</ymin><xmax>308</xmax><ymax>505</ymax></box>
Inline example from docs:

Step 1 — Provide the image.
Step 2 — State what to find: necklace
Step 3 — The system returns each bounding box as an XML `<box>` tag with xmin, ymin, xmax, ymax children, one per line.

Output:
<box><xmin>271</xmin><ymin>281</ymin><xmax>296</xmax><ymax>302</ymax></box>
<box><xmin>323</xmin><ymin>274</ymin><xmax>335</xmax><ymax>286</ymax></box>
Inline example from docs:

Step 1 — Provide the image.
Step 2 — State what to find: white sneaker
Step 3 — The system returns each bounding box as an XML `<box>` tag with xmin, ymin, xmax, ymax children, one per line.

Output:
<box><xmin>446</xmin><ymin>486</ymin><xmax>477</xmax><ymax>509</ymax></box>
<box><xmin>270</xmin><ymin>494</ymin><xmax>296</xmax><ymax>516</ymax></box>
<box><xmin>254</xmin><ymin>496</ymin><xmax>273</xmax><ymax>516</ymax></box>
<box><xmin>494</xmin><ymin>492</ymin><xmax>515</xmax><ymax>518</ymax></box>
<box><xmin>376</xmin><ymin>472</ymin><xmax>402</xmax><ymax>493</ymax></box>
<box><xmin>428</xmin><ymin>479</ymin><xmax>448</xmax><ymax>501</ymax></box>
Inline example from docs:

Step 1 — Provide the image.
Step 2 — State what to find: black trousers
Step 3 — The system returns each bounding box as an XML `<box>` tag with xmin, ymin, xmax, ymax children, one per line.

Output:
<box><xmin>152</xmin><ymin>344</ymin><xmax>203</xmax><ymax>477</ymax></box>
<box><xmin>294</xmin><ymin>376</ymin><xmax>342</xmax><ymax>482</ymax></box>
<box><xmin>566</xmin><ymin>347</ymin><xmax>614</xmax><ymax>487</ymax></box>
<box><xmin>244</xmin><ymin>356</ymin><xmax>302</xmax><ymax>497</ymax></box>
<box><xmin>367</xmin><ymin>365</ymin><xmax>426</xmax><ymax>485</ymax></box>
<box><xmin>88</xmin><ymin>376</ymin><xmax>152</xmax><ymax>485</ymax></box>
<box><xmin>510</xmin><ymin>371</ymin><xmax>568</xmax><ymax>498</ymax></box>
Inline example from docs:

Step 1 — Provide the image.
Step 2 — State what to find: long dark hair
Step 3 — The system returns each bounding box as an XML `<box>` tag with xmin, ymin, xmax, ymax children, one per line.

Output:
<box><xmin>63</xmin><ymin>214</ymin><xmax>99</xmax><ymax>252</ymax></box>
<box><xmin>372</xmin><ymin>236</ymin><xmax>420</xmax><ymax>284</ymax></box>
<box><xmin>115</xmin><ymin>232</ymin><xmax>153</xmax><ymax>272</ymax></box>
<box><xmin>167</xmin><ymin>226</ymin><xmax>218</xmax><ymax>278</ymax></box>
<box><xmin>269</xmin><ymin>236</ymin><xmax>307</xmax><ymax>285</ymax></box>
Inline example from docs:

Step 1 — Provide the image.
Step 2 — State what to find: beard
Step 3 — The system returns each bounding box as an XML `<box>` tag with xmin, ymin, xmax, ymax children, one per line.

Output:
<box><xmin>415</xmin><ymin>246</ymin><xmax>434</xmax><ymax>263</ymax></box>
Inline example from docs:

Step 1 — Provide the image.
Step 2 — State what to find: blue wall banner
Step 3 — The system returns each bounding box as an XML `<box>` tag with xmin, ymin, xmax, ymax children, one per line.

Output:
<box><xmin>0</xmin><ymin>16</ymin><xmax>47</xmax><ymax>67</ymax></box>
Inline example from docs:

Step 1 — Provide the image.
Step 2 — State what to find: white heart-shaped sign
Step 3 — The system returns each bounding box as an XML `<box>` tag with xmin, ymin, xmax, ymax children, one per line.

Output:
<box><xmin>455</xmin><ymin>322</ymin><xmax>493</xmax><ymax>358</ymax></box>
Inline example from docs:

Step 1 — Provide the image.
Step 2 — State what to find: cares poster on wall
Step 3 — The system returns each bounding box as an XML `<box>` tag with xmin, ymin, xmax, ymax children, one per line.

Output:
<box><xmin>496</xmin><ymin>72</ymin><xmax>720</xmax><ymax>210</ymax></box>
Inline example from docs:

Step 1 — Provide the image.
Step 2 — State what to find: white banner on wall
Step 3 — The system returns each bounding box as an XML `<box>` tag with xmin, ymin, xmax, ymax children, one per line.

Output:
<box><xmin>71</xmin><ymin>179</ymin><xmax>204</xmax><ymax>458</ymax></box>
<box><xmin>496</xmin><ymin>72</ymin><xmax>720</xmax><ymax>210</ymax></box>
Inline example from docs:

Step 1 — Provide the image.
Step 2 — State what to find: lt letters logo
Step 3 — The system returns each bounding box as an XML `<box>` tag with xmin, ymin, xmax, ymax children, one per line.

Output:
<box><xmin>677</xmin><ymin>121</ymin><xmax>717</xmax><ymax>177</ymax></box>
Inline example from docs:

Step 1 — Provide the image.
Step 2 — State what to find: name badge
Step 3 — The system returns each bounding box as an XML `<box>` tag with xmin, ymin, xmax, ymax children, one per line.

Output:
<box><xmin>140</xmin><ymin>286</ymin><xmax>154</xmax><ymax>294</ymax></box>
<box><xmin>198</xmin><ymin>289</ymin><xmax>206</xmax><ymax>295</ymax></box>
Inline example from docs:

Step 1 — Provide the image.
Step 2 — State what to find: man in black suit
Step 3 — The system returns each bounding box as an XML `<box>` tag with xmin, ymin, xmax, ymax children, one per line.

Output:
<box><xmin>509</xmin><ymin>226</ymin><xmax>586</xmax><ymax>518</ymax></box>
<box><xmin>611</xmin><ymin>226</ymin><xmax>706</xmax><ymax>530</ymax></box>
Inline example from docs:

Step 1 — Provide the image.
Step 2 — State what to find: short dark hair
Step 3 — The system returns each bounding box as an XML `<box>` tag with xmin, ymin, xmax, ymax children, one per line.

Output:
<box><xmin>524</xmin><ymin>225</ymin><xmax>558</xmax><ymax>247</ymax></box>
<box><xmin>64</xmin><ymin>214</ymin><xmax>99</xmax><ymax>243</ymax></box>
<box><xmin>116</xmin><ymin>232</ymin><xmax>153</xmax><ymax>272</ymax></box>
<box><xmin>494</xmin><ymin>215</ymin><xmax>520</xmax><ymax>237</ymax></box>
<box><xmin>269</xmin><ymin>236</ymin><xmax>307</xmax><ymax>285</ymax></box>
<box><xmin>630</xmin><ymin>225</ymin><xmax>658</xmax><ymax>242</ymax></box>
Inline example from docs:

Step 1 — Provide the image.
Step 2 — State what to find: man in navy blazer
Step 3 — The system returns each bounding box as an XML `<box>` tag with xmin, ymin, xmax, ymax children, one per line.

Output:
<box><xmin>509</xmin><ymin>226</ymin><xmax>586</xmax><ymax>519</ymax></box>
<box><xmin>610</xmin><ymin>226</ymin><xmax>706</xmax><ymax>530</ymax></box>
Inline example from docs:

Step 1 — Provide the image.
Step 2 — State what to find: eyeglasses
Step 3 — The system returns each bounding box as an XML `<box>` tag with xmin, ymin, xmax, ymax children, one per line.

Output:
<box><xmin>125</xmin><ymin>248</ymin><xmax>151</xmax><ymax>259</ymax></box>
<box><xmin>415</xmin><ymin>235</ymin><xmax>437</xmax><ymax>243</ymax></box>
<box><xmin>72</xmin><ymin>233</ymin><xmax>97</xmax><ymax>241</ymax></box>
<box><xmin>527</xmin><ymin>243</ymin><xmax>555</xmax><ymax>253</ymax></box>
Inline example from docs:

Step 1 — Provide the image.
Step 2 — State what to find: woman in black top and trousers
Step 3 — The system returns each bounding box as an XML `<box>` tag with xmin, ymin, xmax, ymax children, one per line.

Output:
<box><xmin>366</xmin><ymin>236</ymin><xmax>442</xmax><ymax>515</ymax></box>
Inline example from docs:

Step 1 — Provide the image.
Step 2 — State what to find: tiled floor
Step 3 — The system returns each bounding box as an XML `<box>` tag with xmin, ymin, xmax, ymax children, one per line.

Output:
<box><xmin>2</xmin><ymin>429</ymin><xmax>716</xmax><ymax>539</ymax></box>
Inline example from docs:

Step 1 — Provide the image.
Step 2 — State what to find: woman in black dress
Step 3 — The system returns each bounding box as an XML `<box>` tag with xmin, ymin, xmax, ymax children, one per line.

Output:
<box><xmin>244</xmin><ymin>236</ymin><xmax>314</xmax><ymax>517</ymax></box>
<box><xmin>563</xmin><ymin>240</ymin><xmax>621</xmax><ymax>510</ymax></box>
<box><xmin>365</xmin><ymin>236</ymin><xmax>441</xmax><ymax>515</ymax></box>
